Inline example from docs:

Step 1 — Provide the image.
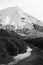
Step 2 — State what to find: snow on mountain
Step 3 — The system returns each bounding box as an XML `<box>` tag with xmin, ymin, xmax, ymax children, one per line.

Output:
<box><xmin>0</xmin><ymin>7</ymin><xmax>43</xmax><ymax>37</ymax></box>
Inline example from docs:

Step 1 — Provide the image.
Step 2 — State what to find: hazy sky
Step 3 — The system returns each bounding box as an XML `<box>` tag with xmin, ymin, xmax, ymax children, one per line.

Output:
<box><xmin>0</xmin><ymin>0</ymin><xmax>43</xmax><ymax>21</ymax></box>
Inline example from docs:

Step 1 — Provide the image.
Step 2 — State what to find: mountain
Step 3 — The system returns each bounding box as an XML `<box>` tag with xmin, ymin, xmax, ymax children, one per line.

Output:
<box><xmin>0</xmin><ymin>7</ymin><xmax>43</xmax><ymax>38</ymax></box>
<box><xmin>0</xmin><ymin>7</ymin><xmax>43</xmax><ymax>65</ymax></box>
<box><xmin>0</xmin><ymin>7</ymin><xmax>42</xmax><ymax>37</ymax></box>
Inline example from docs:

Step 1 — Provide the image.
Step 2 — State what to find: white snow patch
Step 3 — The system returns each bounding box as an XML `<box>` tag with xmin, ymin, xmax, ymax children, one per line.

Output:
<box><xmin>14</xmin><ymin>46</ymin><xmax>32</xmax><ymax>62</ymax></box>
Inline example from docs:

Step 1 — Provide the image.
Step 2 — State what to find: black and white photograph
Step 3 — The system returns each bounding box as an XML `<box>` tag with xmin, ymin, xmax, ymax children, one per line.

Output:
<box><xmin>0</xmin><ymin>0</ymin><xmax>43</xmax><ymax>65</ymax></box>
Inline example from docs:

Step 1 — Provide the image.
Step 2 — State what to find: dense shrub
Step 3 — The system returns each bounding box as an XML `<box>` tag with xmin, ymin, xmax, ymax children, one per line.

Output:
<box><xmin>24</xmin><ymin>37</ymin><xmax>43</xmax><ymax>50</ymax></box>
<box><xmin>0</xmin><ymin>29</ymin><xmax>27</xmax><ymax>64</ymax></box>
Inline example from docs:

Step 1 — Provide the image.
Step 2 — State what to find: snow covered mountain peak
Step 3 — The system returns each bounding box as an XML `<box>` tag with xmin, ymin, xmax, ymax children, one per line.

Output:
<box><xmin>0</xmin><ymin>7</ymin><xmax>43</xmax><ymax>37</ymax></box>
<box><xmin>0</xmin><ymin>7</ymin><xmax>33</xmax><ymax>31</ymax></box>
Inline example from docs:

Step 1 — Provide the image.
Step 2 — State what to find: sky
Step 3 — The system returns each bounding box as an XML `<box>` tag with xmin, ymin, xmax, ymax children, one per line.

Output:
<box><xmin>0</xmin><ymin>0</ymin><xmax>43</xmax><ymax>21</ymax></box>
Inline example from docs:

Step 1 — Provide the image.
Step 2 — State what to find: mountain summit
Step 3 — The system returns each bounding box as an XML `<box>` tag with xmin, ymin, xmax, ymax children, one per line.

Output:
<box><xmin>0</xmin><ymin>7</ymin><xmax>43</xmax><ymax>37</ymax></box>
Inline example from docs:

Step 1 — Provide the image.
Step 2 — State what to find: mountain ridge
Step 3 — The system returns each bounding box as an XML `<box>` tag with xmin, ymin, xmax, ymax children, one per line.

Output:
<box><xmin>0</xmin><ymin>7</ymin><xmax>43</xmax><ymax>38</ymax></box>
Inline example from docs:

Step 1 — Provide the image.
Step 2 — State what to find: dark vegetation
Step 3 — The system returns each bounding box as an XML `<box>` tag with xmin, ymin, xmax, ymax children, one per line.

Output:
<box><xmin>24</xmin><ymin>37</ymin><xmax>43</xmax><ymax>59</ymax></box>
<box><xmin>24</xmin><ymin>37</ymin><xmax>43</xmax><ymax>50</ymax></box>
<box><xmin>0</xmin><ymin>29</ymin><xmax>27</xmax><ymax>64</ymax></box>
<box><xmin>0</xmin><ymin>29</ymin><xmax>43</xmax><ymax>64</ymax></box>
